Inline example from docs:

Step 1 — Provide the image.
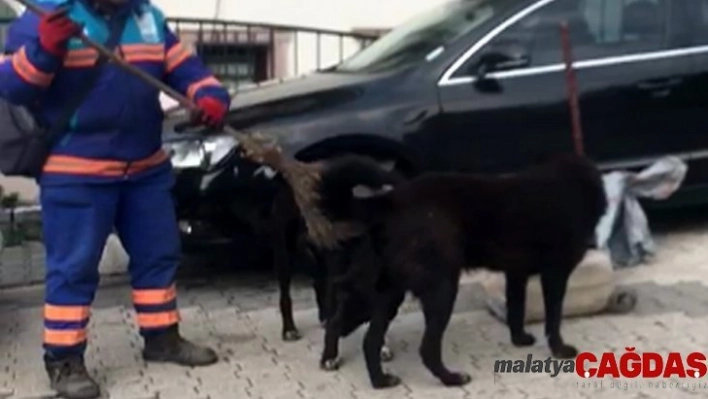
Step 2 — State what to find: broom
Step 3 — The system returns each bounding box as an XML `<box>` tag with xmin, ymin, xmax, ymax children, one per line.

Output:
<box><xmin>16</xmin><ymin>0</ymin><xmax>348</xmax><ymax>249</ymax></box>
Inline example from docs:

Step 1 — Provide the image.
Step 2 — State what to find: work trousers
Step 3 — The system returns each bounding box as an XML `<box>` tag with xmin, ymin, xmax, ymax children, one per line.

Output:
<box><xmin>40</xmin><ymin>167</ymin><xmax>182</xmax><ymax>359</ymax></box>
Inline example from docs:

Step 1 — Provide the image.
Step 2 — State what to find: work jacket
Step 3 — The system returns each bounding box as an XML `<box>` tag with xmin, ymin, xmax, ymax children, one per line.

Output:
<box><xmin>0</xmin><ymin>0</ymin><xmax>231</xmax><ymax>184</ymax></box>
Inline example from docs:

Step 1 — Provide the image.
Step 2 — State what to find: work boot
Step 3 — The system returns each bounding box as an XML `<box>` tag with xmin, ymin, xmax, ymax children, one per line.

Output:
<box><xmin>142</xmin><ymin>325</ymin><xmax>218</xmax><ymax>366</ymax></box>
<box><xmin>44</xmin><ymin>354</ymin><xmax>101</xmax><ymax>399</ymax></box>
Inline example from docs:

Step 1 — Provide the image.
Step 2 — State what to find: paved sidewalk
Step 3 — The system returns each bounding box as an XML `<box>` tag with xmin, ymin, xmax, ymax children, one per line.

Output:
<box><xmin>2</xmin><ymin>213</ymin><xmax>708</xmax><ymax>398</ymax></box>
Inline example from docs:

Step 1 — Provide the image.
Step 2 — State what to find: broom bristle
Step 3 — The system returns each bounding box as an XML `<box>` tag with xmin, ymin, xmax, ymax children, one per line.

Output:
<box><xmin>232</xmin><ymin>130</ymin><xmax>359</xmax><ymax>249</ymax></box>
<box><xmin>282</xmin><ymin>159</ymin><xmax>364</xmax><ymax>249</ymax></box>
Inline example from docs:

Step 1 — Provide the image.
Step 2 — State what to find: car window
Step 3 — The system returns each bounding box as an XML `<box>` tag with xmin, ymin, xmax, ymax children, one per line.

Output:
<box><xmin>454</xmin><ymin>0</ymin><xmax>669</xmax><ymax>76</ymax></box>
<box><xmin>333</xmin><ymin>0</ymin><xmax>507</xmax><ymax>73</ymax></box>
<box><xmin>667</xmin><ymin>0</ymin><xmax>708</xmax><ymax>48</ymax></box>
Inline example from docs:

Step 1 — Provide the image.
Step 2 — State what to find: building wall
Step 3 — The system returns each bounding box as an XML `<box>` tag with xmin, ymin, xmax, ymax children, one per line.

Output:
<box><xmin>152</xmin><ymin>0</ymin><xmax>447</xmax><ymax>31</ymax></box>
<box><xmin>2</xmin><ymin>0</ymin><xmax>447</xmax><ymax>28</ymax></box>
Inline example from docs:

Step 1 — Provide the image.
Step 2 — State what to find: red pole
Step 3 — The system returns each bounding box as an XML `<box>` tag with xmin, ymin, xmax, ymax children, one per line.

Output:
<box><xmin>559</xmin><ymin>21</ymin><xmax>584</xmax><ymax>156</ymax></box>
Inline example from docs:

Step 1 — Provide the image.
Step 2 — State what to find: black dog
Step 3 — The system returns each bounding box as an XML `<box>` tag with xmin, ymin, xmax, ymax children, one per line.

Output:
<box><xmin>268</xmin><ymin>184</ymin><xmax>328</xmax><ymax>340</ymax></box>
<box><xmin>315</xmin><ymin>153</ymin><xmax>608</xmax><ymax>389</ymax></box>
<box><xmin>268</xmin><ymin>155</ymin><xmax>405</xmax><ymax>365</ymax></box>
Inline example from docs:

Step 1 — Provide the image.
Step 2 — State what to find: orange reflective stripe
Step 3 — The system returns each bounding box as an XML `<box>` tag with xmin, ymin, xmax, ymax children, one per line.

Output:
<box><xmin>64</xmin><ymin>44</ymin><xmax>164</xmax><ymax>67</ymax></box>
<box><xmin>44</xmin><ymin>304</ymin><xmax>90</xmax><ymax>321</ymax></box>
<box><xmin>136</xmin><ymin>310</ymin><xmax>180</xmax><ymax>328</ymax></box>
<box><xmin>187</xmin><ymin>76</ymin><xmax>223</xmax><ymax>100</ymax></box>
<box><xmin>122</xmin><ymin>43</ymin><xmax>164</xmax><ymax>63</ymax></box>
<box><xmin>12</xmin><ymin>46</ymin><xmax>53</xmax><ymax>86</ymax></box>
<box><xmin>44</xmin><ymin>156</ymin><xmax>125</xmax><ymax>176</ymax></box>
<box><xmin>43</xmin><ymin>149</ymin><xmax>168</xmax><ymax>176</ymax></box>
<box><xmin>126</xmin><ymin>150</ymin><xmax>169</xmax><ymax>174</ymax></box>
<box><xmin>44</xmin><ymin>328</ymin><xmax>87</xmax><ymax>346</ymax></box>
<box><xmin>64</xmin><ymin>48</ymin><xmax>98</xmax><ymax>67</ymax></box>
<box><xmin>165</xmin><ymin>42</ymin><xmax>191</xmax><ymax>73</ymax></box>
<box><xmin>132</xmin><ymin>284</ymin><xmax>177</xmax><ymax>305</ymax></box>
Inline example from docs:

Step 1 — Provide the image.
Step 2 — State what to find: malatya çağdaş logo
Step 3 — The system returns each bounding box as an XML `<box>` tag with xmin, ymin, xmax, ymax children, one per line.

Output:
<box><xmin>494</xmin><ymin>348</ymin><xmax>708</xmax><ymax>379</ymax></box>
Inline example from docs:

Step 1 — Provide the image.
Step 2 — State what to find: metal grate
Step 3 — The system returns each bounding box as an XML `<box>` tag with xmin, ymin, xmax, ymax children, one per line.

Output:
<box><xmin>0</xmin><ymin>17</ymin><xmax>380</xmax><ymax>86</ymax></box>
<box><xmin>166</xmin><ymin>18</ymin><xmax>379</xmax><ymax>88</ymax></box>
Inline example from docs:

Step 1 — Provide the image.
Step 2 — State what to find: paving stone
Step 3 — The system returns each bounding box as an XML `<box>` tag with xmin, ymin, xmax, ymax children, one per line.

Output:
<box><xmin>5</xmin><ymin>218</ymin><xmax>708</xmax><ymax>398</ymax></box>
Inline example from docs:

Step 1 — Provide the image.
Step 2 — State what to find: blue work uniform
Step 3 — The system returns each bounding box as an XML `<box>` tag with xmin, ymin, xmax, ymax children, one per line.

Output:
<box><xmin>0</xmin><ymin>0</ymin><xmax>231</xmax><ymax>358</ymax></box>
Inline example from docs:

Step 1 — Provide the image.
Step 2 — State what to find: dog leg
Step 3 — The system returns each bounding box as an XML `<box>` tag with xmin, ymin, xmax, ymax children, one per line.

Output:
<box><xmin>313</xmin><ymin>278</ymin><xmax>328</xmax><ymax>326</ymax></box>
<box><xmin>540</xmin><ymin>270</ymin><xmax>577</xmax><ymax>358</ymax></box>
<box><xmin>380</xmin><ymin>337</ymin><xmax>394</xmax><ymax>362</ymax></box>
<box><xmin>311</xmin><ymin>256</ymin><xmax>329</xmax><ymax>325</ymax></box>
<box><xmin>278</xmin><ymin>268</ymin><xmax>301</xmax><ymax>342</ymax></box>
<box><xmin>418</xmin><ymin>279</ymin><xmax>471</xmax><ymax>387</ymax></box>
<box><xmin>505</xmin><ymin>273</ymin><xmax>535</xmax><ymax>347</ymax></box>
<box><xmin>364</xmin><ymin>291</ymin><xmax>402</xmax><ymax>389</ymax></box>
<box><xmin>320</xmin><ymin>288</ymin><xmax>347</xmax><ymax>371</ymax></box>
<box><xmin>380</xmin><ymin>290</ymin><xmax>404</xmax><ymax>362</ymax></box>
<box><xmin>321</xmin><ymin>249</ymin><xmax>344</xmax><ymax>327</ymax></box>
<box><xmin>273</xmin><ymin>223</ymin><xmax>301</xmax><ymax>342</ymax></box>
<box><xmin>379</xmin><ymin>290</ymin><xmax>404</xmax><ymax>363</ymax></box>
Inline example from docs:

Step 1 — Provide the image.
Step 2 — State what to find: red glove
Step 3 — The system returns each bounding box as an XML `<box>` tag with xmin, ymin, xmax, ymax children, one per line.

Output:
<box><xmin>192</xmin><ymin>97</ymin><xmax>227</xmax><ymax>129</ymax></box>
<box><xmin>38</xmin><ymin>8</ymin><xmax>82</xmax><ymax>57</ymax></box>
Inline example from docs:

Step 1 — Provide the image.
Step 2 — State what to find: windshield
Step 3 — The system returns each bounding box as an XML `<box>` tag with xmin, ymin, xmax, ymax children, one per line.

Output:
<box><xmin>334</xmin><ymin>0</ymin><xmax>502</xmax><ymax>73</ymax></box>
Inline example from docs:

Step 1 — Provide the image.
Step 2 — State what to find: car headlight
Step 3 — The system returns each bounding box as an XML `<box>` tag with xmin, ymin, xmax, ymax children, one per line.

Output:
<box><xmin>162</xmin><ymin>135</ymin><xmax>238</xmax><ymax>171</ymax></box>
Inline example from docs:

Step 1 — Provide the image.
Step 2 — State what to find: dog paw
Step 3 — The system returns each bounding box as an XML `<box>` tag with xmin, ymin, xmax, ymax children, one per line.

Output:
<box><xmin>511</xmin><ymin>332</ymin><xmax>536</xmax><ymax>347</ymax></box>
<box><xmin>282</xmin><ymin>330</ymin><xmax>302</xmax><ymax>342</ymax></box>
<box><xmin>441</xmin><ymin>372</ymin><xmax>472</xmax><ymax>387</ymax></box>
<box><xmin>320</xmin><ymin>357</ymin><xmax>342</xmax><ymax>371</ymax></box>
<box><xmin>372</xmin><ymin>373</ymin><xmax>401</xmax><ymax>389</ymax></box>
<box><xmin>380</xmin><ymin>345</ymin><xmax>394</xmax><ymax>362</ymax></box>
<box><xmin>551</xmin><ymin>344</ymin><xmax>578</xmax><ymax>359</ymax></box>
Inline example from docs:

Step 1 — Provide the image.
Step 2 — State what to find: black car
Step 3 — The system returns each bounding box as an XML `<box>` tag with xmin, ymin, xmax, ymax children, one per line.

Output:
<box><xmin>163</xmin><ymin>0</ymin><xmax>708</xmax><ymax>262</ymax></box>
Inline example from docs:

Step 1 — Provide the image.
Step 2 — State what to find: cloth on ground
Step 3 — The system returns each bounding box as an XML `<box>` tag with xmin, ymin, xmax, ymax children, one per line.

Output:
<box><xmin>594</xmin><ymin>156</ymin><xmax>687</xmax><ymax>268</ymax></box>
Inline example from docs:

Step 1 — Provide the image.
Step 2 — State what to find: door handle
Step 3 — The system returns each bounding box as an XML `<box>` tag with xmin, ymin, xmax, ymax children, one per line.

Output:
<box><xmin>494</xmin><ymin>56</ymin><xmax>531</xmax><ymax>71</ymax></box>
<box><xmin>635</xmin><ymin>78</ymin><xmax>682</xmax><ymax>91</ymax></box>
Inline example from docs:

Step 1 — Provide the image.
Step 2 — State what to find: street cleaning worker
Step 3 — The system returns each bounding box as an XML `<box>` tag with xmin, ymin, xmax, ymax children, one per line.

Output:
<box><xmin>0</xmin><ymin>0</ymin><xmax>231</xmax><ymax>398</ymax></box>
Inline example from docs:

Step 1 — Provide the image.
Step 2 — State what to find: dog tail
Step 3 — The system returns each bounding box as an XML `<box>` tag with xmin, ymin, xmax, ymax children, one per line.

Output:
<box><xmin>315</xmin><ymin>154</ymin><xmax>403</xmax><ymax>223</ymax></box>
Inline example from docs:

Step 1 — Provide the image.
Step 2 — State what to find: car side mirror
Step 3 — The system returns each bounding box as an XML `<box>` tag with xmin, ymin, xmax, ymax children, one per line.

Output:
<box><xmin>473</xmin><ymin>40</ymin><xmax>531</xmax><ymax>80</ymax></box>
